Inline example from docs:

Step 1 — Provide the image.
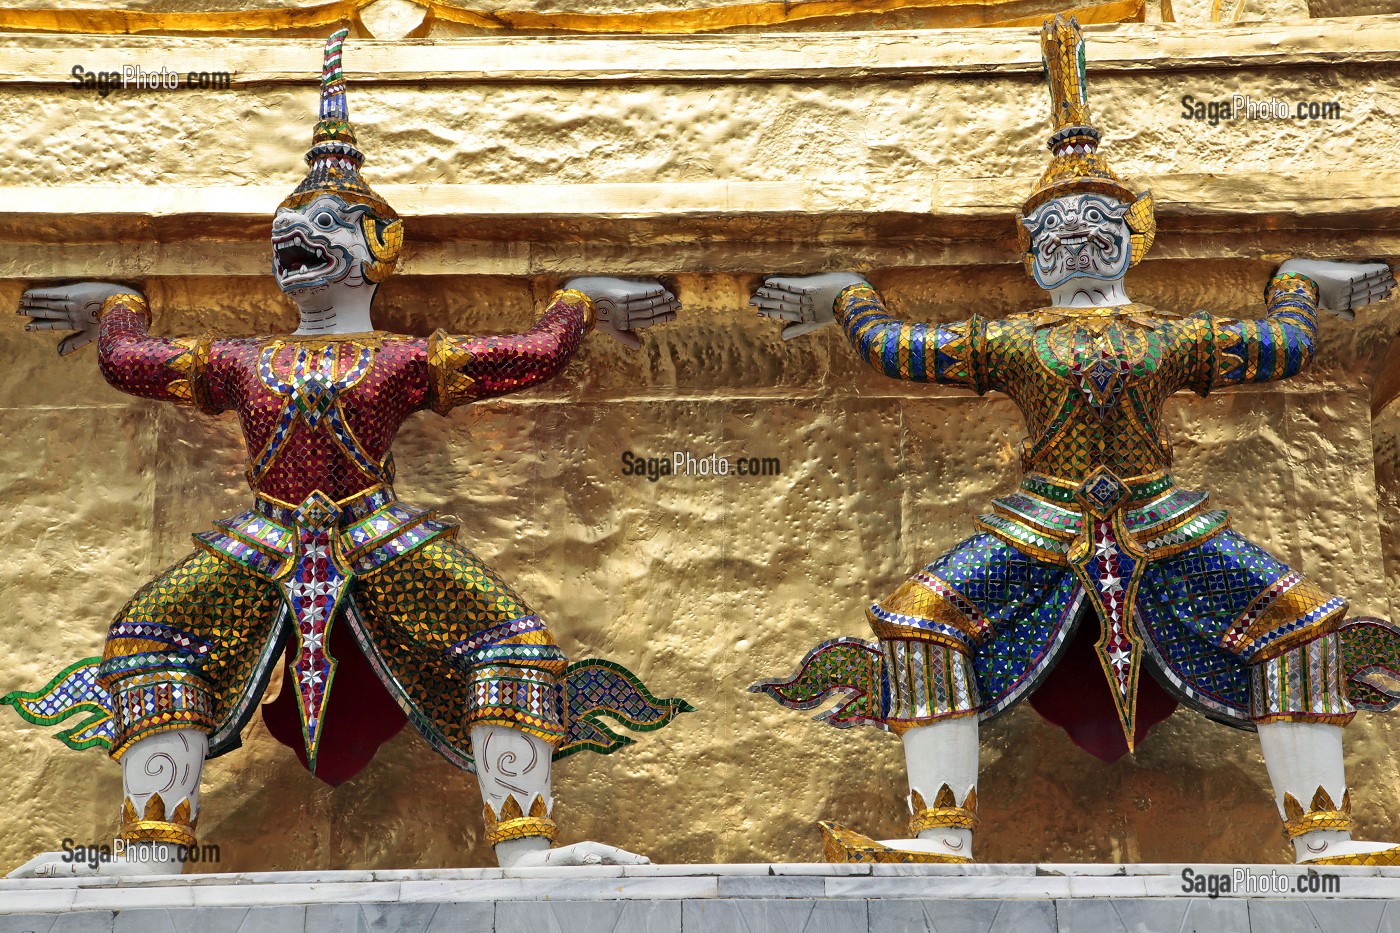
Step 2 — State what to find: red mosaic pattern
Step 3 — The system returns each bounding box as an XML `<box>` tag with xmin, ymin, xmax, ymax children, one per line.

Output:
<box><xmin>96</xmin><ymin>291</ymin><xmax>594</xmax><ymax>504</ymax></box>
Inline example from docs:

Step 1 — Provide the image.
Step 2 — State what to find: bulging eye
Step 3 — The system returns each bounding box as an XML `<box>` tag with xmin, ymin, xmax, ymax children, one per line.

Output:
<box><xmin>1084</xmin><ymin>208</ymin><xmax>1105</xmax><ymax>223</ymax></box>
<box><xmin>313</xmin><ymin>211</ymin><xmax>336</xmax><ymax>229</ymax></box>
<box><xmin>1042</xmin><ymin>214</ymin><xmax>1061</xmax><ymax>229</ymax></box>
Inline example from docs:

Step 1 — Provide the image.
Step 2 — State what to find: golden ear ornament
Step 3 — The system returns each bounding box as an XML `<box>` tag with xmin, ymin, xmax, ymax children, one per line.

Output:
<box><xmin>1125</xmin><ymin>190</ymin><xmax>1156</xmax><ymax>266</ymax></box>
<box><xmin>363</xmin><ymin>216</ymin><xmax>404</xmax><ymax>283</ymax></box>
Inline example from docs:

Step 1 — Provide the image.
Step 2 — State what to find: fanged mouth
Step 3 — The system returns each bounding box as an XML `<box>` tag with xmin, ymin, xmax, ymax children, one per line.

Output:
<box><xmin>1048</xmin><ymin>229</ymin><xmax>1118</xmax><ymax>259</ymax></box>
<box><xmin>273</xmin><ymin>232</ymin><xmax>334</xmax><ymax>282</ymax></box>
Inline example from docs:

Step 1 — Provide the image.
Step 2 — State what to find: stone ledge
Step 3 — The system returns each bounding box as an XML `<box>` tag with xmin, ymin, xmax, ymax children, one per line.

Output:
<box><xmin>1</xmin><ymin>864</ymin><xmax>1399</xmax><ymax>932</ymax></box>
<box><xmin>2</xmin><ymin>22</ymin><xmax>1400</xmax><ymax>84</ymax></box>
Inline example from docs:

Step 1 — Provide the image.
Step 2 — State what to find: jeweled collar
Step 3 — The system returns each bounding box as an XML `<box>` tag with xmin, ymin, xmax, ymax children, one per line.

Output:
<box><xmin>265</xmin><ymin>330</ymin><xmax>399</xmax><ymax>351</ymax></box>
<box><xmin>1011</xmin><ymin>303</ymin><xmax>1176</xmax><ymax>330</ymax></box>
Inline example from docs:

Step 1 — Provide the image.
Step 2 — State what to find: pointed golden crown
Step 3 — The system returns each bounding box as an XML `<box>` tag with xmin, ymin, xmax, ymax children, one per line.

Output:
<box><xmin>279</xmin><ymin>29</ymin><xmax>403</xmax><ymax>280</ymax></box>
<box><xmin>119</xmin><ymin>792</ymin><xmax>198</xmax><ymax>848</ymax></box>
<box><xmin>1017</xmin><ymin>15</ymin><xmax>1156</xmax><ymax>268</ymax></box>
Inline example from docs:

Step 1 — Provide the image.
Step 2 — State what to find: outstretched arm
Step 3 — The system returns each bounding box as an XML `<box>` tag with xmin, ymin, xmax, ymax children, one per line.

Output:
<box><xmin>426</xmin><ymin>278</ymin><xmax>679</xmax><ymax>414</ymax></box>
<box><xmin>18</xmin><ymin>283</ymin><xmax>226</xmax><ymax>412</ymax></box>
<box><xmin>426</xmin><ymin>289</ymin><xmax>593</xmax><ymax>414</ymax></box>
<box><xmin>752</xmin><ymin>274</ymin><xmax>991</xmax><ymax>391</ymax></box>
<box><xmin>1194</xmin><ymin>261</ymin><xmax>1394</xmax><ymax>392</ymax></box>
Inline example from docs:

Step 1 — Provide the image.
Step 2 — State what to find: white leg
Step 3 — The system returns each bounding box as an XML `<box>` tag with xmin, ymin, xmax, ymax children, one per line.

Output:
<box><xmin>872</xmin><ymin>716</ymin><xmax>980</xmax><ymax>858</ymax></box>
<box><xmin>118</xmin><ymin>729</ymin><xmax>206</xmax><ymax>873</ymax></box>
<box><xmin>471</xmin><ymin>724</ymin><xmax>649</xmax><ymax>868</ymax></box>
<box><xmin>1258</xmin><ymin>720</ymin><xmax>1396</xmax><ymax>862</ymax></box>
<box><xmin>8</xmin><ymin>729</ymin><xmax>206</xmax><ymax>878</ymax></box>
<box><xmin>1257</xmin><ymin>720</ymin><xmax>1346</xmax><ymax>814</ymax></box>
<box><xmin>472</xmin><ymin>724</ymin><xmax>555</xmax><ymax>868</ymax></box>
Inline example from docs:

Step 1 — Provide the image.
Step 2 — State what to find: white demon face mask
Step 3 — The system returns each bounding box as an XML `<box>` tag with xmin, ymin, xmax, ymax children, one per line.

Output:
<box><xmin>1020</xmin><ymin>193</ymin><xmax>1132</xmax><ymax>291</ymax></box>
<box><xmin>271</xmin><ymin>194</ymin><xmax>376</xmax><ymax>297</ymax></box>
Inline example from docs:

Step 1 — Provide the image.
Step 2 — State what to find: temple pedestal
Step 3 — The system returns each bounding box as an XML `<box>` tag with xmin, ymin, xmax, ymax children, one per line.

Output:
<box><xmin>2</xmin><ymin>863</ymin><xmax>1398</xmax><ymax>932</ymax></box>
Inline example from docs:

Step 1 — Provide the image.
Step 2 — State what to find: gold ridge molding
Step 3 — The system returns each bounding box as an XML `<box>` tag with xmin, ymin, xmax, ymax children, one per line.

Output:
<box><xmin>434</xmin><ymin>0</ymin><xmax>1143</xmax><ymax>33</ymax></box>
<box><xmin>0</xmin><ymin>0</ymin><xmax>1143</xmax><ymax>36</ymax></box>
<box><xmin>3</xmin><ymin>22</ymin><xmax>1400</xmax><ymax>85</ymax></box>
<box><xmin>3</xmin><ymin>175</ymin><xmax>1399</xmax><ymax>278</ymax></box>
<box><xmin>4</xmin><ymin>172</ymin><xmax>1400</xmax><ymax>219</ymax></box>
<box><xmin>0</xmin><ymin>1</ymin><xmax>371</xmax><ymax>35</ymax></box>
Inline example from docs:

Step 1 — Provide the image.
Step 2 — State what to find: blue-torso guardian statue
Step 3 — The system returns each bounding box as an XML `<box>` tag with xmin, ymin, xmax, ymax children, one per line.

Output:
<box><xmin>751</xmin><ymin>15</ymin><xmax>1400</xmax><ymax>866</ymax></box>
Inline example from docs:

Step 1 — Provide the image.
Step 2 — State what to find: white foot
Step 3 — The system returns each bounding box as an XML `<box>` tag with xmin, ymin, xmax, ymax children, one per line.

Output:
<box><xmin>505</xmin><ymin>841</ymin><xmax>651</xmax><ymax>868</ymax></box>
<box><xmin>874</xmin><ymin>836</ymin><xmax>971</xmax><ymax>858</ymax></box>
<box><xmin>1296</xmin><ymin>831</ymin><xmax>1400</xmax><ymax>863</ymax></box>
<box><xmin>914</xmin><ymin>826</ymin><xmax>973</xmax><ymax>859</ymax></box>
<box><xmin>8</xmin><ymin>849</ymin><xmax>182</xmax><ymax>879</ymax></box>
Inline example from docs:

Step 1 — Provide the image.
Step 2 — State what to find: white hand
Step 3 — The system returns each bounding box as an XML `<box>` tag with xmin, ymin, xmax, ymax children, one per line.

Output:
<box><xmin>563</xmin><ymin>276</ymin><xmax>681</xmax><ymax>351</ymax></box>
<box><xmin>505</xmin><ymin>841</ymin><xmax>651</xmax><ymax>868</ymax></box>
<box><xmin>18</xmin><ymin>282</ymin><xmax>140</xmax><ymax>356</ymax></box>
<box><xmin>1276</xmin><ymin>259</ymin><xmax>1395</xmax><ymax>320</ymax></box>
<box><xmin>749</xmin><ymin>272</ymin><xmax>868</xmax><ymax>341</ymax></box>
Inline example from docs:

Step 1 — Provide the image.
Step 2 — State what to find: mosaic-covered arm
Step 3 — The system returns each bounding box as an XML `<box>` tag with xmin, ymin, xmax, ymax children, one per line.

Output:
<box><xmin>834</xmin><ymin>282</ymin><xmax>993</xmax><ymax>392</ymax></box>
<box><xmin>425</xmin><ymin>288</ymin><xmax>595</xmax><ymax>414</ymax></box>
<box><xmin>1192</xmin><ymin>272</ymin><xmax>1321</xmax><ymax>392</ymax></box>
<box><xmin>96</xmin><ymin>293</ymin><xmax>230</xmax><ymax>413</ymax></box>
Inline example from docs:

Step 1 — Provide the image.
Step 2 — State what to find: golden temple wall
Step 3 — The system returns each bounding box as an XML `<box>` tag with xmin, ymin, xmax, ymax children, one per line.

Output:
<box><xmin>2</xmin><ymin>10</ymin><xmax>1400</xmax><ymax>871</ymax></box>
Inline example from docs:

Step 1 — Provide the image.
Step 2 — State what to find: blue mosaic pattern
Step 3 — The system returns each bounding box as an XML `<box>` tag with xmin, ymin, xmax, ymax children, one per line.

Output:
<box><xmin>0</xmin><ymin>657</ymin><xmax>116</xmax><ymax>751</ymax></box>
<box><xmin>927</xmin><ymin>533</ymin><xmax>1074</xmax><ymax>635</ymax></box>
<box><xmin>1136</xmin><ymin>530</ymin><xmax>1291</xmax><ymax>646</ymax></box>
<box><xmin>833</xmin><ymin>284</ymin><xmax>985</xmax><ymax>390</ymax></box>
<box><xmin>902</xmin><ymin>529</ymin><xmax>1333</xmax><ymax>723</ymax></box>
<box><xmin>1129</xmin><ymin>530</ymin><xmax>1339</xmax><ymax>720</ymax></box>
<box><xmin>1213</xmin><ymin>288</ymin><xmax>1318</xmax><ymax>386</ymax></box>
<box><xmin>1137</xmin><ymin>606</ymin><xmax>1251</xmax><ymax>720</ymax></box>
<box><xmin>555</xmin><ymin>659</ymin><xmax>696</xmax><ymax>760</ymax></box>
<box><xmin>912</xmin><ymin>534</ymin><xmax>1084</xmax><ymax>713</ymax></box>
<box><xmin>972</xmin><ymin>578</ymin><xmax>1083</xmax><ymax>716</ymax></box>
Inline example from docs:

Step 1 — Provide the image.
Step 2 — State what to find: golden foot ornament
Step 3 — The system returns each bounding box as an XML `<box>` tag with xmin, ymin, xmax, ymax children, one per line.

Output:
<box><xmin>1303</xmin><ymin>845</ymin><xmax>1400</xmax><ymax>866</ymax></box>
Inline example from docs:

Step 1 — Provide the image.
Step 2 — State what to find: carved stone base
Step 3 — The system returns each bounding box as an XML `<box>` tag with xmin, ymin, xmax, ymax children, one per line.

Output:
<box><xmin>4</xmin><ymin>864</ymin><xmax>1400</xmax><ymax>932</ymax></box>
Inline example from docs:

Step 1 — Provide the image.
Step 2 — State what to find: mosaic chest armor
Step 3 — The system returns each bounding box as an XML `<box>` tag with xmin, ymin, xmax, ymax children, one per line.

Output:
<box><xmin>835</xmin><ymin>274</ymin><xmax>1320</xmax><ymax>565</ymax></box>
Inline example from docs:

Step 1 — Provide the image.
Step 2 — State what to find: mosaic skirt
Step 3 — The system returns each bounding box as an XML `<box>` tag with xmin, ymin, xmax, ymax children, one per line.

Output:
<box><xmin>868</xmin><ymin>528</ymin><xmax>1351</xmax><ymax>726</ymax></box>
<box><xmin>96</xmin><ymin>538</ymin><xmax>566</xmax><ymax>763</ymax></box>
